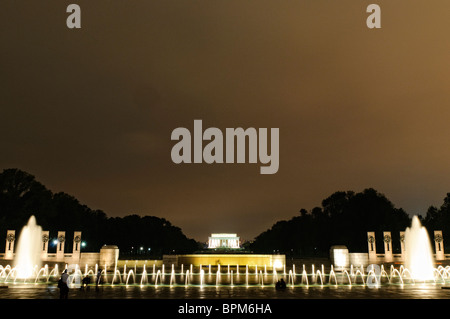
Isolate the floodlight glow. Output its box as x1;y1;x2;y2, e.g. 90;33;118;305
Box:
273;260;283;269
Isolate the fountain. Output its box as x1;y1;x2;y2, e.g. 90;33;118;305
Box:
404;215;435;281
1;215;450;299
13;216;43;279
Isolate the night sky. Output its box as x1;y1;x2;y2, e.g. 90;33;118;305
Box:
1;0;450;242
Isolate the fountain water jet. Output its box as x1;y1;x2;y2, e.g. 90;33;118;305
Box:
14;216;43;279
404;216;435;281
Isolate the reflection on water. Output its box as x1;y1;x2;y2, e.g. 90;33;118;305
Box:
0;284;450;299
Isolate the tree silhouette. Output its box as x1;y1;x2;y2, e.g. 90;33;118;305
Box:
423;193;450;253
250;188;411;256
0;168;199;256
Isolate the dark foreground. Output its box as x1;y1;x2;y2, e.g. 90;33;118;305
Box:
0;284;448;318
1;282;450;299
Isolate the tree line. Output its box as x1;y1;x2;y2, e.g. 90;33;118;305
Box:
249;188;450;256
0;169;199;257
1;168;449;258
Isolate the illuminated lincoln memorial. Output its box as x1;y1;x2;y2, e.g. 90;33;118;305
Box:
208;233;240;249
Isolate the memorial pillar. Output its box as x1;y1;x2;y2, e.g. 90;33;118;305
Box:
383;231;393;262
399;231;405;261
367;232;377;263
41;231;49;260
72;232;82;262
4;230;15;260
434;230;445;261
56;231;66;261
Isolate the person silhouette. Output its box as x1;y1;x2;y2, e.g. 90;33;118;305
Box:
279;278;286;289
59;269;69;299
81;275;91;290
276;278;286;290
96;269;102;291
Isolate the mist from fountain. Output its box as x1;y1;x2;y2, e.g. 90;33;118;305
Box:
13;216;43;279
404;215;435;281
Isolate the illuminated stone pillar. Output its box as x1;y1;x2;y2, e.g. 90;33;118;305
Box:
72;232;82;262
56;231;66;261
100;245;119;268
383;231;393;262
41;231;49;260
367;232;377;262
399;231;405;261
4;230;15;260
330;245;349;270
434;230;445;261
